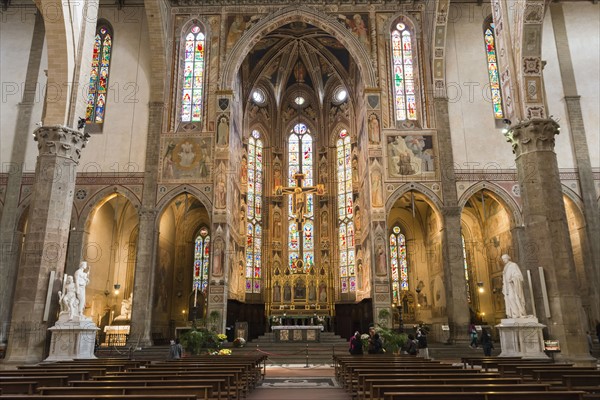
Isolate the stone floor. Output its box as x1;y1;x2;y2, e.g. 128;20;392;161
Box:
247;365;350;400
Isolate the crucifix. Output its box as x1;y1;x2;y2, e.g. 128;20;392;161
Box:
275;173;325;231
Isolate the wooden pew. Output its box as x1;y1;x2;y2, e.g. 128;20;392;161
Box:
0;395;197;400
497;362;572;375
515;366;596;379
15;366;107;378
37;385;212;399
382;391;585;400
0;370;92;381
72;378;228;400
372;383;552;399
101;372;240;399
360;377;523;400
461;356;522;369
0;381;37;395
0;376;68;390
479;358;551;372
562;375;600;392
531;369;600;383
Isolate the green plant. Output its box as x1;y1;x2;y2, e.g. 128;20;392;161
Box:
376;326;408;354
180;327;219;355
208;310;221;332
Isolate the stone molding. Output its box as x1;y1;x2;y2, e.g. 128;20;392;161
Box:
505;118;560;157
33;126;90;164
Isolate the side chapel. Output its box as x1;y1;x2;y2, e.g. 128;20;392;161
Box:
0;0;598;363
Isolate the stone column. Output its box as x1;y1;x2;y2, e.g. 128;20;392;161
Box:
434;98;470;343
0;11;45;346
505;119;593;363
550;3;600;324
127;102;164;347
4;126;89;363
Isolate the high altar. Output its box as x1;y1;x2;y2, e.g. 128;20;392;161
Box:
272;325;324;342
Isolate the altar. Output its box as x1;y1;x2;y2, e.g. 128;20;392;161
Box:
272;325;324;342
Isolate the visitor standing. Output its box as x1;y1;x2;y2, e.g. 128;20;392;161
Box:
480;328;493;356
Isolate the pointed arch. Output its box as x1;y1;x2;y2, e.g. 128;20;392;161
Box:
220;5;376;90
386;183;444;214
78;186;141;232
155;185;213;217
458;181;523;227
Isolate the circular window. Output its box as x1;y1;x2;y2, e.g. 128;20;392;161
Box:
332;86;348;105
396;22;405;31
252;89;266;105
294;96;305;106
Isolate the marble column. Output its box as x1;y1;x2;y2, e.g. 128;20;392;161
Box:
505;118;594;364
0;11;46;346
4;126;89;363
434;98;470;343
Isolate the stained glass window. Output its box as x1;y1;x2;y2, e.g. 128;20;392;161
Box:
288;123;314;274
181;25;205;123
337;130;355;293
391;22;417;121
245;130;263;293
86;25;112;124
484;23;504;119
389;225;408;304
193;227;210;292
462;235;472;304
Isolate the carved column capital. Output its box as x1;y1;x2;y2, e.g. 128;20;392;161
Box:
33;125;90;163
505;118;560;157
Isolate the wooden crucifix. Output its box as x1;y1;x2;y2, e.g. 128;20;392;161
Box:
275;173;325;231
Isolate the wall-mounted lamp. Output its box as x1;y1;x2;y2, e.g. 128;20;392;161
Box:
501;119;512;134
113;283;121;295
477;281;484;293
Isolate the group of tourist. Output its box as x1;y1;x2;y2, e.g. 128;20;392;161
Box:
468;323;494;356
349;326;429;356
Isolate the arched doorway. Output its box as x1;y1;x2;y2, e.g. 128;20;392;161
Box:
154;193;210;340
387;191;442;332
460;188;517;326
84;194;139;330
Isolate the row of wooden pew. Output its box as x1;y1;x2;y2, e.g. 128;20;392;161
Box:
333;354;600;400
0;354;267;399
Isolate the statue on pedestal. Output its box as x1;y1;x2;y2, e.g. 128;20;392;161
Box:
113;293;133;323
501;254;527;318
74;261;90;318
58;276;79;321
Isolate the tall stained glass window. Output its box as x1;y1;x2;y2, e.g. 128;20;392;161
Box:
181;25;205;123
391;22;417;121
245;130;263;293
193;227;210;292
389;225;408;304
86;25;112;124
337;129;355;293
462;235;472;304
288;123;314;274
484;22;504;119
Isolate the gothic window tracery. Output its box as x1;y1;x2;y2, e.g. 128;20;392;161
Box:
193;227;210;292
181;25;206;123
389;225;408;304
390;21;417;122
288;123;314;274
245;130;263;293
337;129;355;293
484;21;504;119
86;24;112;124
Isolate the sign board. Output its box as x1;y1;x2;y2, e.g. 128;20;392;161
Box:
475;325;482;331
441;325;450;331
544;340;560;352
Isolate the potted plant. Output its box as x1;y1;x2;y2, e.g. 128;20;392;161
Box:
376;326;408;354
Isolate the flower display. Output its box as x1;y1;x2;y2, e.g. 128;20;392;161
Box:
218;349;232;355
217;333;228;341
233;337;246;348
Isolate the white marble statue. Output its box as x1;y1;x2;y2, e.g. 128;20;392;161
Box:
114;293;133;322
501;254;527;318
74;261;90;318
58;275;79;320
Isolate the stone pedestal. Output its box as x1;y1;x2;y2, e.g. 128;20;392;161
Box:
496;317;548;359
46;318;99;361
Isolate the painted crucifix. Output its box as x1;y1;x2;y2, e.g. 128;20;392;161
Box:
275;173;325;231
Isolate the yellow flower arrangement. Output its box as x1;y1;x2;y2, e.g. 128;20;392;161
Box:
218;348;232;355
217;333;228;341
